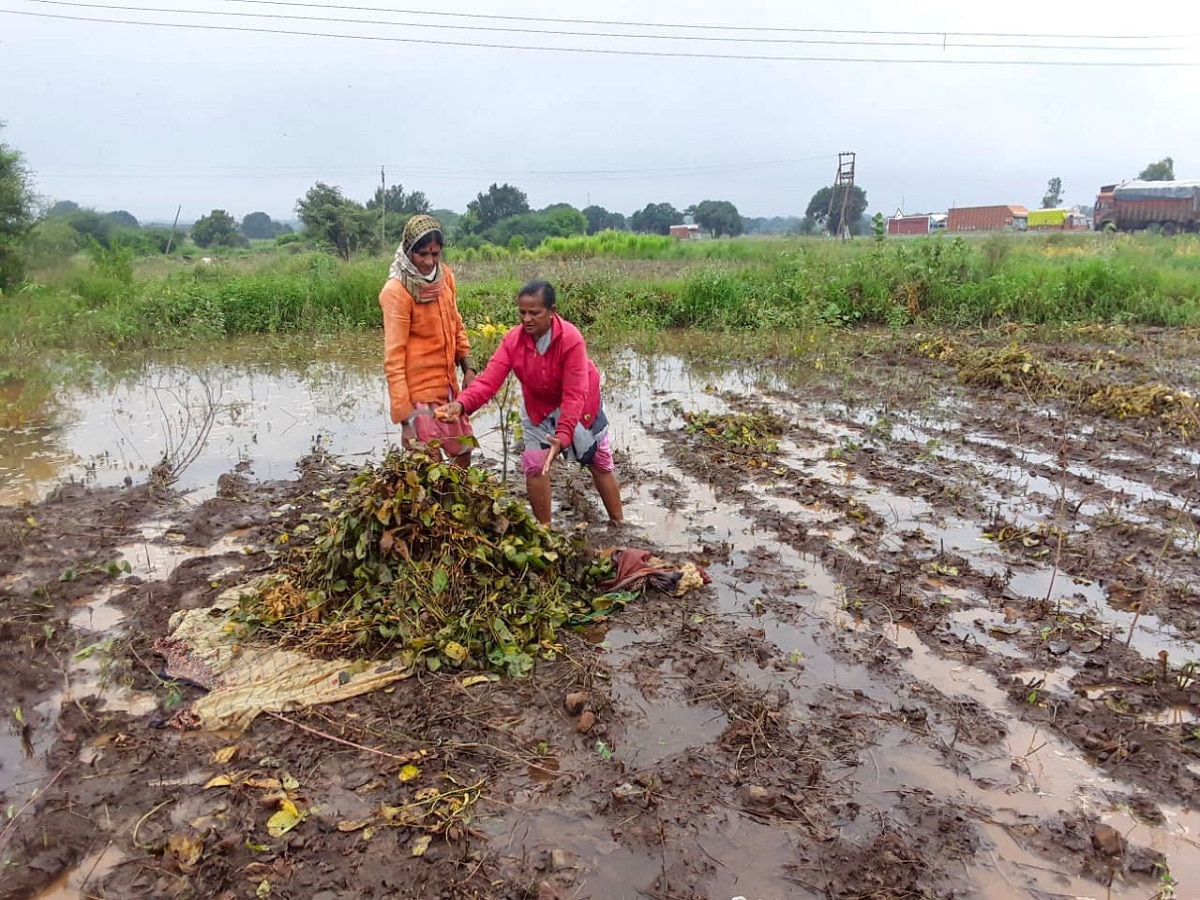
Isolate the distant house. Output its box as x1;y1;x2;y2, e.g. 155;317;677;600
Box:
887;212;946;236
947;205;1029;232
669;214;705;240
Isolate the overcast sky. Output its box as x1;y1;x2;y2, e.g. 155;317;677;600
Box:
2;0;1198;223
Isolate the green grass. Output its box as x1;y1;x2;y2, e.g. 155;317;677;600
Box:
4;232;1200;379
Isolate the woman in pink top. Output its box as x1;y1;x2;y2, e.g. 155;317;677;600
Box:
435;280;624;527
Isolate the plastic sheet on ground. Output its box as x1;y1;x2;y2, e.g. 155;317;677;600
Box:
153;584;414;733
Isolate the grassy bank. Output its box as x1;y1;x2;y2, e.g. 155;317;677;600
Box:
4;233;1200;369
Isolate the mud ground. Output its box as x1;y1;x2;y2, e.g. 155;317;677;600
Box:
1;326;1198;899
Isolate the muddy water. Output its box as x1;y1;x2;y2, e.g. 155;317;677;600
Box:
5;337;1199;897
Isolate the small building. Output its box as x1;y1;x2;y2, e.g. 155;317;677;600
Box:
669;214;705;240
887;212;945;235
668;223;703;240
947;205;1029;232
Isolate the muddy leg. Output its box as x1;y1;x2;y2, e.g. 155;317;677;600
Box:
589;466;624;524
526;473;552;525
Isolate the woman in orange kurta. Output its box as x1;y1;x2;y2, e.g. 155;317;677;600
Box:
379;214;476;466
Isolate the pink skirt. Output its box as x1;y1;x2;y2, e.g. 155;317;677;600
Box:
408;403;474;458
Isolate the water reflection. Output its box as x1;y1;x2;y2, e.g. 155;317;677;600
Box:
0;335;401;504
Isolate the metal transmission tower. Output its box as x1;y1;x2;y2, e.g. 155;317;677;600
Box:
826;151;857;240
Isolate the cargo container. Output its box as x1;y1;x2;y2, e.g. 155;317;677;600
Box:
1027;208;1090;231
1093;180;1200;234
947;205;1028;232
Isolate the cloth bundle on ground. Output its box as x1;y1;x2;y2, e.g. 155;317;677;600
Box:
152;584;413;733
598;548;711;596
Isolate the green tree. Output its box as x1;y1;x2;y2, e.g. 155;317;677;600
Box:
191;209;244;249
1138;157;1175;181
693;199;744;237
465;183;529;233
1;127;35;290
241;211;282;240
366;184;431;216
630;202;681;235
105;210;140;229
46;199;80;217
1042;177;1063;209
804;185;869;236
582;205;627;234
484;205;587;248
296;182;372;260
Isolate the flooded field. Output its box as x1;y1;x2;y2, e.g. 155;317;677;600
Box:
1;329;1198;899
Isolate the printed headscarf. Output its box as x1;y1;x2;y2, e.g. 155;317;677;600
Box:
388;214;445;302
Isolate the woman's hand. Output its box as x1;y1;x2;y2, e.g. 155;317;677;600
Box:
540;437;563;476
435;401;464;422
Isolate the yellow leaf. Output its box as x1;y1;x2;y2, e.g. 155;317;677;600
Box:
25;516;37;527
443;641;467;663
245;777;282;791
399;764;421;783
211;745;238;765
281;772;300;791
266;798;305;838
460;674;497;688
411;834;432;857
204;774;234;789
256;878;271;898
166;832;204;872
378;803;403;821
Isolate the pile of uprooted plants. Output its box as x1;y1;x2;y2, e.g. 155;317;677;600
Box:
235;448;616;676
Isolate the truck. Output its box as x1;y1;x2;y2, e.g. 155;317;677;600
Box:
1027;208;1090;231
1093;180;1200;234
947;205;1028;232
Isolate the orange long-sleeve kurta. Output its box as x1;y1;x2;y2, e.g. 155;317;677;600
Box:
379;267;471;424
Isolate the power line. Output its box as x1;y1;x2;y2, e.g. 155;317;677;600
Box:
4;7;1195;65
217;0;1186;42
34;154;839;181
16;0;1189;51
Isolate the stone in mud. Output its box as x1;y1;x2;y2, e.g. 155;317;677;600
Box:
612;782;642;803
744;785;777;809
549;848;575;872
1091;823;1125;857
564;692;588;715
576;710;596;733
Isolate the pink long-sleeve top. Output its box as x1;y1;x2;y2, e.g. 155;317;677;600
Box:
456;315;602;448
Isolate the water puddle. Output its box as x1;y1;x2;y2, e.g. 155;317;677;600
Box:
34;843;126;899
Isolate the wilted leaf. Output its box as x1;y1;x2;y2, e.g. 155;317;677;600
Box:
245;840;271;852
245;777;282;791
204;773;235;789
398;764;421;783
256;878;271;898
337;819;373;833
460;674;497;688
266;798;305;837
211;745;238;765
414;786;440;802
411;834;432;857
166;832;204;873
281;772;300;791
442;641;467;664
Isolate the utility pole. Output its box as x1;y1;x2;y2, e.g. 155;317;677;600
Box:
380;166;387;251
826;151;857;240
164;204;182;254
